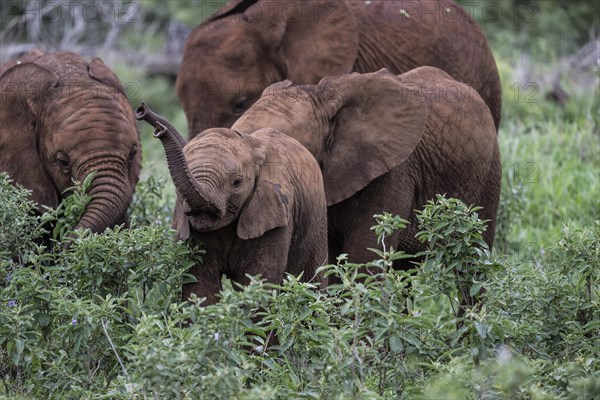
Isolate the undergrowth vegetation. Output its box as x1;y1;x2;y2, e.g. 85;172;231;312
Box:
1;1;599;398
1;172;598;399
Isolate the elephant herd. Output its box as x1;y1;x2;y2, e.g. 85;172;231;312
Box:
0;0;502;305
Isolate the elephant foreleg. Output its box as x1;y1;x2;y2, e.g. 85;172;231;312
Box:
182;261;222;306
114;211;129;228
327;166;419;279
232;231;291;287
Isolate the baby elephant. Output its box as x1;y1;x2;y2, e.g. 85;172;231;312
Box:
0;49;141;233
136;103;327;305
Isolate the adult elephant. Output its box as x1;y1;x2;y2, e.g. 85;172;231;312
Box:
177;0;501;139
0;49;142;233
232;67;501;270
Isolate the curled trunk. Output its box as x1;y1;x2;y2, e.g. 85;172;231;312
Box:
136;101;220;214
135;102;187;148
152;121;219;214
73;171;131;233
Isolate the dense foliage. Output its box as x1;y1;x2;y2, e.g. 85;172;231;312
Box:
1;172;598;398
1;1;599;398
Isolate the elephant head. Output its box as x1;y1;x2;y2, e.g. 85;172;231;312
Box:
0;50;142;233
136;103;291;240
232;68;439;206
176;0;358;137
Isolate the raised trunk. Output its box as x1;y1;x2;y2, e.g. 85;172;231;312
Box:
135;102;187;148
136;102;221;214
152;121;220;215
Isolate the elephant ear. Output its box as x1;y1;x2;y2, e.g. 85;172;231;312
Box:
172;198;191;240
237;131;292;240
0;62;61;211
211;0;359;83
319;69;429;206
276;0;359;83
208;0;258;21
88;57;124;92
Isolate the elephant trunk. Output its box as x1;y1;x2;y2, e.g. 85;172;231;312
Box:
135;102;187;148
152;121;221;215
73;167;132;233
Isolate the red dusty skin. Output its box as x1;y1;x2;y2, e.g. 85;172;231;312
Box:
136;104;219;214
135;102;187;148
73;165;131;233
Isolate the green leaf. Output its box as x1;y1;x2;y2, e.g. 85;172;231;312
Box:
34;313;52;327
469;282;483;297
389;335;404;353
475;322;489;338
13;339;25;364
404;333;422;349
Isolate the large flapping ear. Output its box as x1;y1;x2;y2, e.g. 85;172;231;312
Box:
172;198;191;240
88;57;124;92
210;0;358;84
0;60;61;211
276;0;359;83
318;69;429;206
208;0;259;21
237;130;292;240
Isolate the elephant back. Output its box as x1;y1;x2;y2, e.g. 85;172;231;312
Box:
348;0;501;130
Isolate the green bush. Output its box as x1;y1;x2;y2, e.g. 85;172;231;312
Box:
457;0;597;59
1;181;598;399
0;173;44;264
1;1;599;398
38;173;94;242
128;175;175;228
0;174;201;398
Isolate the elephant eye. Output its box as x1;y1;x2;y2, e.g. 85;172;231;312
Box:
231;176;243;189
56;153;70;174
128;144;137;165
232;96;248;114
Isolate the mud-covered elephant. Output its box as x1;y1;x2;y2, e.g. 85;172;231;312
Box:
136;103;327;305
0;49;142;233
177;0;501;138
232;67;501;272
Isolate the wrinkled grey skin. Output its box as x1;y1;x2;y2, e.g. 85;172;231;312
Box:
177;0;501;138
232;67;501;276
0;49;141;233
137;106;327;305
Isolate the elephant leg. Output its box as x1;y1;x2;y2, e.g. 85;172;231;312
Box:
478;148;502;249
393;209;426;271
234;258;287;287
114;211;129;228
451;148;501;317
231;229;291;287
300;231;328;287
229;231;292;351
327;221;344;266
182;253;223;306
328;168;419;279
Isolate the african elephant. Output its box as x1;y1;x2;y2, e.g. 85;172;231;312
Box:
0;49;142;233
136;103;327;305
232;67;501;272
177;0;501;139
